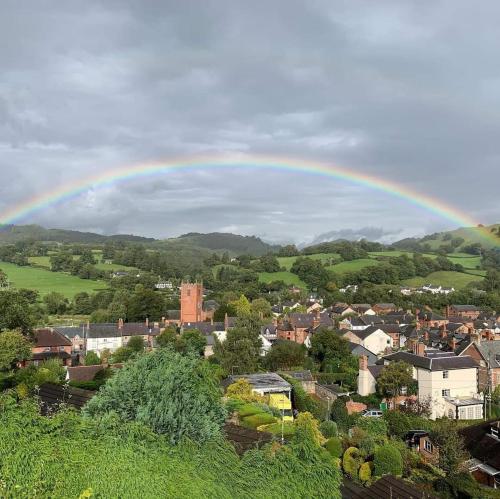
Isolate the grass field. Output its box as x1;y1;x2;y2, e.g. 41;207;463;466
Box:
401;271;483;290
277;253;341;270
258;271;307;288
446;255;482;269
0;261;108;298
28;255;138;272
327;258;380;274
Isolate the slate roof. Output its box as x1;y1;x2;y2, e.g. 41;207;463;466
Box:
54;326;83;339
475;341;500;368
37;383;95;413
34;329;72;347
350;325;391;341
32;351;71;361
450;305;481;312
223;372;291;392
367;365;384;378
460;419;500;470
383;351;478;371
280;370;314;382
67;365;105;382
183;321;225;334
78;323;161;339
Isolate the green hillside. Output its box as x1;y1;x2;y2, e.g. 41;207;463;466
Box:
258;271;307;288
0;261;108;298
277;252;341;271
327;258;379;274
402;271;483;290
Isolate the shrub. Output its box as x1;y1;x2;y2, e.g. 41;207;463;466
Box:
238;403;267;417
383;410;432;439
241;412;277;429
373;445;403;477
84;351;101;366
226;378;265;403
284;375;327;420
319;420;338;438
358;461;373;483
324;437;343;458
342;447;364;478
330;398;350;432
356;416;388;437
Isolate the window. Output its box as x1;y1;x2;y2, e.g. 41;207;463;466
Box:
459;407;466;420
424;440;433;453
442;389;450;397
467;406;474;419
442;370;449;379
475;406;482;419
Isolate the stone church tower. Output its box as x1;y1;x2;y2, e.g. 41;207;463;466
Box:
180;282;203;324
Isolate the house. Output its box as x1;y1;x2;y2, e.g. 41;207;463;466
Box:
66;364;106;383
459;340;500;392
347;341;378;366
417;310;449;329
330;303;355;316
447;305;482;320
223;373;292;399
460;419;500;488
28;329;73;366
54;325;86;353
343;325;393;355
382;349;482;420
372;303;398;314
352;304;376;315
277;311;333;345
339;284;358;293
155;280;173;290
421;284;455;295
357;355;384;396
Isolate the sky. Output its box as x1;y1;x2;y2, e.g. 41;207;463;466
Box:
1;0;499;245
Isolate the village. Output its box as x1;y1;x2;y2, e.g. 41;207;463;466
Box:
18;281;500;497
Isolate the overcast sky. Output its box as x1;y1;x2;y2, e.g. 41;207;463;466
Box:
1;1;499;244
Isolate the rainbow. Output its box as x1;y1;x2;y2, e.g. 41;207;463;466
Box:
0;154;497;246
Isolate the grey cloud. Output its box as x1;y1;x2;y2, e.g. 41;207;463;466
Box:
0;0;498;242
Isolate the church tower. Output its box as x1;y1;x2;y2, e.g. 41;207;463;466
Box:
180;282;203;323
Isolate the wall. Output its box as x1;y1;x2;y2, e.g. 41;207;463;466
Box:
363;330;392;355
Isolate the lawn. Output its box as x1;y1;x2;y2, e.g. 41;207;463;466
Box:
327;258;380;274
277;252;341;270
0;261;108;298
258;271;307;288
446;255;482;269
401;271;483;290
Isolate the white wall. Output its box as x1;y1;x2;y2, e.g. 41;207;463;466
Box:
86;336;122;355
363;330;392;355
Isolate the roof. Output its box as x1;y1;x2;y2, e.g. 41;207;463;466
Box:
367;365;384;378
54;326;82;339
374;303;397;309
223;423;273;455
451;305;481;312
347;341;377;358
383;351;478;371
31;351;71;361
280;370;314;382
81;323;161;339
341;475;437;499
460;419;500;470
475;341;500;368
224;372;291;392
37;383;95;413
67;365;105;382
183;321;225;335
350;325;391;341
34;329;72;347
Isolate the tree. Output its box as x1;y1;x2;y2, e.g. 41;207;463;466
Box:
264;340;307;371
250;298;272;318
319;421;338;438
43;292;69;315
0;291;35;334
80;249;96;265
373;445;403;476
85;349;227;444
430;419;468;475
181;329;206;356
214;317;262;375
226;378;264;403
324;437;343;458
84;351;101;366
330;398;350;432
127;336;145;353
342;447;364;478
292;412;323;461
0;331;32;371
156;327;178;349
230;295;251;317
111;346;135;363
0;269;8;288
358;462;373;484
377;361;413;402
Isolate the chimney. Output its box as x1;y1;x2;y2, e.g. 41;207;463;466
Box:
211;317;214;325
359;355;368;371
118;318;124;330
224;312;229;331
471;332;481;345
161;316;165;325
449;337;457;351
415;342;426;357
440;324;447;339
145;317;149;327
272;316;278;327
423;330;429;342
86;320;90;329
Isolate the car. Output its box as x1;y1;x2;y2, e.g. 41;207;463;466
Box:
361;409;383;418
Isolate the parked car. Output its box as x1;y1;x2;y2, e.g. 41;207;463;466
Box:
361;409;383;418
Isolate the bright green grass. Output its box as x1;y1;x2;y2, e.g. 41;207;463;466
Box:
28;255;138;272
327;258;380;274
258;271;307;288
401;271;483;290
446;255;482;269
368;251;409;257
0;261;108;298
277;253;341;271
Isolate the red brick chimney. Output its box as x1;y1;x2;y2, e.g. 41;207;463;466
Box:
415;342;426;357
145;317;149;327
359;355;368;371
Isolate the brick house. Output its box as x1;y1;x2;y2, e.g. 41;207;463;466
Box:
372;303;398;314
447;305;482;320
276;311;333;344
459;340;500;392
29;329;73;366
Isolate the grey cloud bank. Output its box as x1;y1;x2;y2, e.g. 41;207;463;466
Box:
0;0;499;243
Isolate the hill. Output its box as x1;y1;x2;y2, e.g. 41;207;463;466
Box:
393;223;500;252
0;224;155;244
162;232;279;256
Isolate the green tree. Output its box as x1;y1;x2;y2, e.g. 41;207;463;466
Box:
342;447;364;478
265;340;307;370
181;329;206;356
127;336;145;353
80;249;96;265
0;290;35;334
43;292;69;315
85;349;227;444
84;351;101;366
231;295;251;317
358;462;373;483
0;331;32;371
373;445;403;476
430;419;468;475
292;412;323;461
319;420;338;438
156;327;178;349
111;346;135;363
330;398;350;432
250;298;272;318
377;361;413;402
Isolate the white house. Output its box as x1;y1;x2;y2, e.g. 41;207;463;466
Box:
382;350;482;420
343;326;393;355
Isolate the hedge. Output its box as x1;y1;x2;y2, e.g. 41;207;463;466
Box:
241;413;277;429
373;445;403;477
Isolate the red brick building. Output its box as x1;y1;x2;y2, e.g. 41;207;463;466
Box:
28;329;73;366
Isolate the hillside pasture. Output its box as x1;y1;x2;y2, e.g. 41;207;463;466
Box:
401;271;483;290
0;261;108;298
327;258;380;274
277;252;341;270
28;255;138;272
258;271;307;289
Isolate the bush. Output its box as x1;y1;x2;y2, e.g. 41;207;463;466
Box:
383;410;432;439
324;437;343;458
241;412;277;429
358;461;373;483
356;417;388;437
330;398;350;432
284;375;327;420
373;445;403;477
238;403;268;417
319;420;338;438
342;447;364;478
